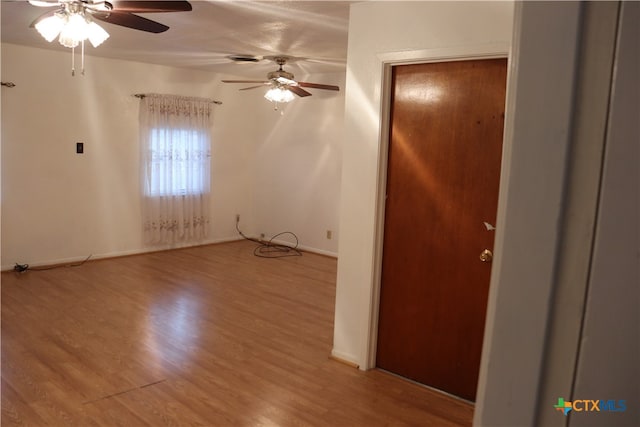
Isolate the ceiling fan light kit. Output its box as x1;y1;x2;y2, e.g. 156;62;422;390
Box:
36;11;109;48
264;86;295;104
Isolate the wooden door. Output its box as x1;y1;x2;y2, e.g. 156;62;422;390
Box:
376;58;507;401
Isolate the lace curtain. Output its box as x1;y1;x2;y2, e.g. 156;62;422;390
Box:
139;94;212;244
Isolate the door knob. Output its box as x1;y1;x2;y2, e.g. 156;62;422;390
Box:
480;249;493;262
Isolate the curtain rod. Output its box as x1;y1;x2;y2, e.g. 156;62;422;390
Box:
133;93;222;105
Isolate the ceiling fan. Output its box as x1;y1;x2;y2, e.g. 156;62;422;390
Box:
28;0;191;75
28;0;192;35
222;56;340;104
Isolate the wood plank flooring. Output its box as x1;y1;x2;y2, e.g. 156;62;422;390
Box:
1;240;473;426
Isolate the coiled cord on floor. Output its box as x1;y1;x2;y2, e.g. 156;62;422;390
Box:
235;220;302;258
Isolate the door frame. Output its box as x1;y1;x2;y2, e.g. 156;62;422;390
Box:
365;44;510;371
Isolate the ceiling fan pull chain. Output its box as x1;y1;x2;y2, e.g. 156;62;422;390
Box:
81;40;85;76
71;45;75;76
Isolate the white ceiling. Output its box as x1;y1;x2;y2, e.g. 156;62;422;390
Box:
1;0;352;78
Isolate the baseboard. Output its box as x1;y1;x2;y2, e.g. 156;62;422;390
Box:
330;349;361;369
299;245;338;259
329;354;360;369
266;238;338;258
1;236;244;272
1;236;338;272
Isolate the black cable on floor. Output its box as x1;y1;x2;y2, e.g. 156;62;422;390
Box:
236;220;302;258
14;254;92;273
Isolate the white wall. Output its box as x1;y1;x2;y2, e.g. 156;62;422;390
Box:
250;72;344;256
1;43;344;268
332;0;514;366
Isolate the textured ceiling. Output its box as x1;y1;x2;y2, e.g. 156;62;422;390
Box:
1;1;352;77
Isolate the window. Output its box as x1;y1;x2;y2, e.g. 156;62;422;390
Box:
139;94;213;243
146;127;210;197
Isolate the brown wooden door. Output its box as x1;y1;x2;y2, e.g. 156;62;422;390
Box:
376;58;507;401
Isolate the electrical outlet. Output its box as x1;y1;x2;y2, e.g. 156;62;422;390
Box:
326;230;332;239
235;214;240;223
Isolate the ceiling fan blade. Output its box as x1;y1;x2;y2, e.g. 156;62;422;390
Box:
109;1;192;13
29;9;56;28
298;82;340;91
239;85;269;91
222;80;270;84
288;86;312;98
28;1;59;7
92;11;169;33
29;0;60;7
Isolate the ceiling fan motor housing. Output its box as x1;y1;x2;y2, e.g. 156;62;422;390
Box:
267;69;294;81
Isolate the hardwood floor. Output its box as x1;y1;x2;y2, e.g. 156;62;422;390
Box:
1;240;473;426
